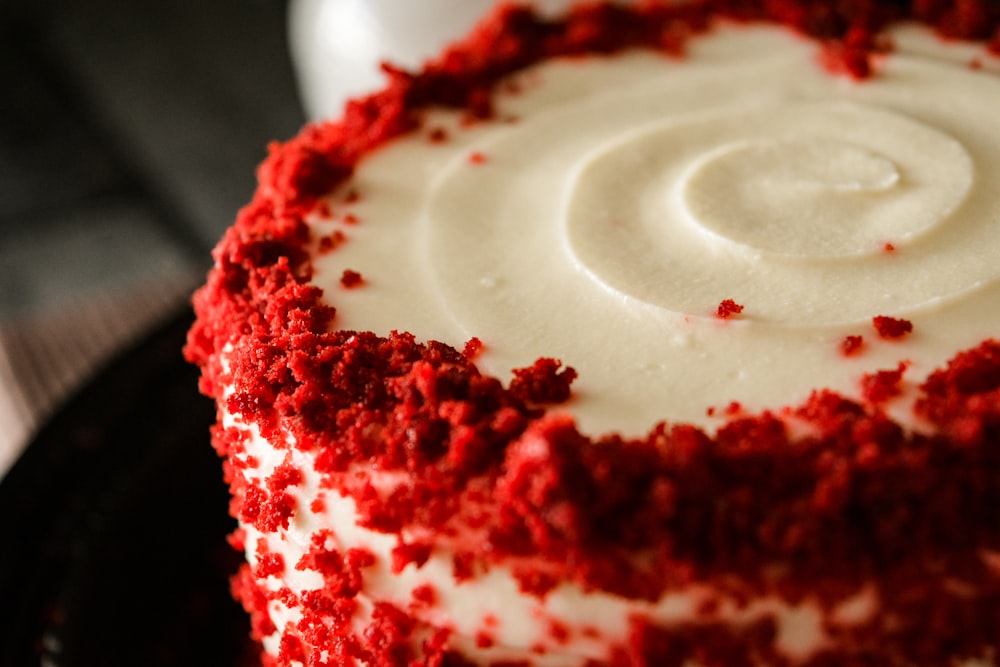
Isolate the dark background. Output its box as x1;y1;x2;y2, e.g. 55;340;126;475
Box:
0;0;306;318
0;0;310;451
0;4;309;662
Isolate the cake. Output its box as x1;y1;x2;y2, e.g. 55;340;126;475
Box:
185;2;1000;665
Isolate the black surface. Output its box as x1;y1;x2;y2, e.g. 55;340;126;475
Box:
0;312;255;667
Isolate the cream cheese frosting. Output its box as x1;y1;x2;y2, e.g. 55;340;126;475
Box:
308;23;1000;437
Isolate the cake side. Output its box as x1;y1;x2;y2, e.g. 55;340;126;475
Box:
186;2;1000;665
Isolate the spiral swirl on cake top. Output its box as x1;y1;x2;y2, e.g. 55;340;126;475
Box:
315;25;1000;434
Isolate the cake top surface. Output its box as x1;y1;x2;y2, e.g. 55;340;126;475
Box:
186;3;1000;663
305;19;1000;436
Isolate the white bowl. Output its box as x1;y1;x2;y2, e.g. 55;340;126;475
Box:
288;0;587;120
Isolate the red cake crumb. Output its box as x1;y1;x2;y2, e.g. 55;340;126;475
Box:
267;463;303;493
818;25;881;78
411;584;437;607
429;127;449;143
232;563;277;639
873;315;913;339
185;3;1000;666
861;361;909;404
509;357;577;404
340;269;364;288
296;533;375;599
463;336;484;359
468;151;488;164
390;541;433;574
916;338;1000;428
840;334;864;357
883;241;896;253
238;483;296;533
716;299;744;319
227;527;246;552
317;230;346;254
452;552;476;583
548;619;570;645
343;213;360;225
253;540;287;579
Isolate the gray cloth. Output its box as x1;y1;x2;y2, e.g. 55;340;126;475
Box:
0;0;305;475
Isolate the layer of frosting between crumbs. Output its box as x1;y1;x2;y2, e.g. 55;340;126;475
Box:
185;3;1000;666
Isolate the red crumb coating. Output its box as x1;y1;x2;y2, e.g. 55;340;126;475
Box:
411;584;437;607
716;299;744;319
840;334;864;357
509;358;577;404
237;482;296;533
463;337;484;360
391;541;434;574
185;2;1000;666
266;462;303;493
860;361;909;404
227;527;246;552
340;269;364;288
317;230;346;254
817;24;889;78
253;538;287;579
873;315;914;339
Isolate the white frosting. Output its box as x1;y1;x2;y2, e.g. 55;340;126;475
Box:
233;21;1000;666
311;24;1000;437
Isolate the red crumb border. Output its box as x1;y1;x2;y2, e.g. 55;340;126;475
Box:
185;2;1000;666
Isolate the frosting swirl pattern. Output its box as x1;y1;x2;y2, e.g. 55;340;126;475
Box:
314;24;1000;435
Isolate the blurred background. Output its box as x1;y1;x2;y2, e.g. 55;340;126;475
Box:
0;0;305;470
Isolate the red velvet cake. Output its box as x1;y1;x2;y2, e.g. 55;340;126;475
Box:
186;2;1000;665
